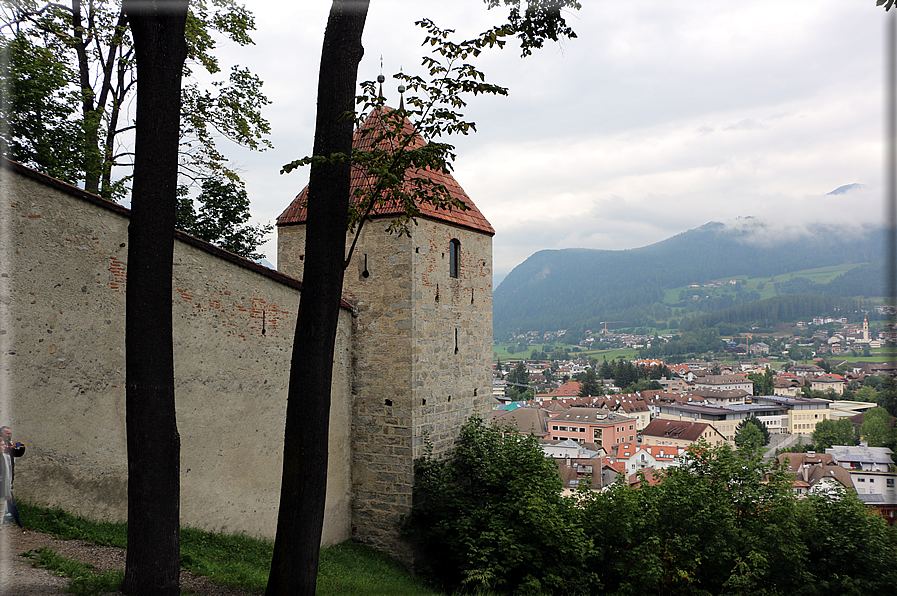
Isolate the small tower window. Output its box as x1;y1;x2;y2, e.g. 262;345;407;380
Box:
449;239;460;278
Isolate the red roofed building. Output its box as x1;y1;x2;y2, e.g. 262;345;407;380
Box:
547;407;637;450
276;103;495;553
538;381;582;400
612;442;685;474
640;418;727;448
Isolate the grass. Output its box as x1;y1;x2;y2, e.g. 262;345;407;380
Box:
23;548;124;596
493;344;639;362
660;263;871;305
17;501;443;595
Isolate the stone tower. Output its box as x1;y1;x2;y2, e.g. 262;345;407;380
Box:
276;105;494;555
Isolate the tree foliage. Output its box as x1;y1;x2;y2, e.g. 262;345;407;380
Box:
734;422;764;453
812;418;858;451
0;0;271;199
176;178;272;260
0;32;85;181
748;368;774;396
407;416;593;595
735;415;771;448
858;406;896;450
410;427;897;595
577;367;604;397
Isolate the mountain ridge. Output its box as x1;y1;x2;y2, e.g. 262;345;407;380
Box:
493;221;884;336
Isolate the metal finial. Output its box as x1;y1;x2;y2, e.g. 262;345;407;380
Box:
398;83;405;110
377;74;385;97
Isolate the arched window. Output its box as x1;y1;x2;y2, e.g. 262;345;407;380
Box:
449;239;460;278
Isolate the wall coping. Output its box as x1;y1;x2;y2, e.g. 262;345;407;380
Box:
1;156;354;310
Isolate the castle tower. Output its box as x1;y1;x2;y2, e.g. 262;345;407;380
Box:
276;104;494;556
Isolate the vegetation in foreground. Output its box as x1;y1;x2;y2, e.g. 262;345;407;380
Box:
16;501;439;596
24;547;124;596
407;416;897;596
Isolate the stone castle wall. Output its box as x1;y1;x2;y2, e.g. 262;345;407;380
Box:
0;162;353;546
279;216;493;557
409;219;493;457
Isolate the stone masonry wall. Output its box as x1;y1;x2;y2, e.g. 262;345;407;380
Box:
279;221;415;554
410;220;493;457
0;163;353;546
278;217;493;559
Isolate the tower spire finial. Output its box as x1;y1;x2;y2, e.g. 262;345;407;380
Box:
377;55;384;97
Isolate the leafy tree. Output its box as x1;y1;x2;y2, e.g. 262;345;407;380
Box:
577;368;604;397
266;3;582;593
859;406;895;449
734;422;764;453
507;361;528;386
0;32;85;182
410;427;897;595
623;378;661;393
812;418;857;450
506;386;534;401
878;377;897;417
407;416;592;594
1;0;271;199
735;416;771;447
748;368;775;396
120;0;188;593
863;375;884;390
797;486;897;593
176;178;272;260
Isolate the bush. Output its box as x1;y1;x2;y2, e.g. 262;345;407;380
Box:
406;416;594;594
408;424;897;595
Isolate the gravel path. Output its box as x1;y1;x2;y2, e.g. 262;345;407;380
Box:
0;524;262;595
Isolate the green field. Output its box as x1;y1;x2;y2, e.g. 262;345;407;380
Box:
493;343;638;362
831;347;896;363
662;262;870;305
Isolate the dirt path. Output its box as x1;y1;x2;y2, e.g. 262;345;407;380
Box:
0;525;261;595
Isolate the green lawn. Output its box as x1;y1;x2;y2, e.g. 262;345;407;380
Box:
832;347;896;363
16;501;441;596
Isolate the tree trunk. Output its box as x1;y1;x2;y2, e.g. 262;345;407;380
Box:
121;1;188;594
265;2;368;594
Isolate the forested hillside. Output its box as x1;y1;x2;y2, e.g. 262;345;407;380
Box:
493;221;884;336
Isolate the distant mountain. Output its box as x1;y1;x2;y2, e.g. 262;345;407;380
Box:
493;221;884;336
827;183;864;195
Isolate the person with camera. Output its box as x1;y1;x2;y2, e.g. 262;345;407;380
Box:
0;425;25;523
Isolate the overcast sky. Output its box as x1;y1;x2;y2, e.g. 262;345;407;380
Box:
205;1;888;286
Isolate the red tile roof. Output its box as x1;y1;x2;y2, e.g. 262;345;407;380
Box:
277;106;494;236
641;419;712;442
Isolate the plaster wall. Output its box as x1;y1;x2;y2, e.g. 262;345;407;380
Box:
0;164;352;546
